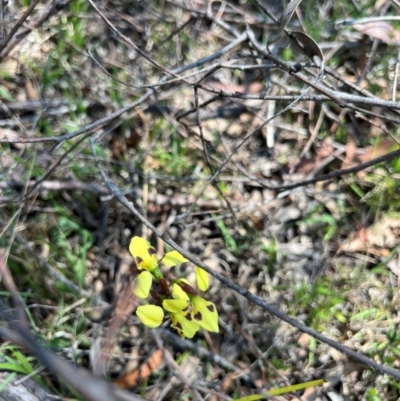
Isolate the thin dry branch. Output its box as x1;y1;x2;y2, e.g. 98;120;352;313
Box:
177;82;315;221
0;33;248;146
0;0;72;61
87;0;179;79
196;87;400;111
0;0;41;54
0;180;110;196
259;147;400;192
159;328;241;373
152;331;204;401
0;250;29;327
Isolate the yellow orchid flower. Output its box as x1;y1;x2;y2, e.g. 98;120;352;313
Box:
162;284;189;312
132;271;153;299
128;236;219;338
162;284;199;338
167;280;219;336
129;236;158;271
195;266;209;291
191;296;219;333
136;305;164;328
129;236;163;280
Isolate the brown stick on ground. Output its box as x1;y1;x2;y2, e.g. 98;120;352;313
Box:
91;262;140;377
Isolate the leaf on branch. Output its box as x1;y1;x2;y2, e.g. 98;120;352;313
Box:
287;30;324;68
267;0;304;46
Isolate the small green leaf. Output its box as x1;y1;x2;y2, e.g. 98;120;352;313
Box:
0;86;13;101
0;363;30;374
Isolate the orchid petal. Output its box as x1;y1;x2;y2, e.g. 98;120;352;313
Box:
162;251;188;267
129;236;158;271
191;296;219;333
136;305;164;328
163;298;189;313
171;283;189;301
171;311;200;338
132;271;152;299
195;267;209;291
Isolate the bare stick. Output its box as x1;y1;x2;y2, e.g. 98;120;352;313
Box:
0;0;73;61
177;79;314;221
195;87;400;111
151;331;204;401
0;31;247;146
0;250;29;327
259;147;400;192
0;0;41;54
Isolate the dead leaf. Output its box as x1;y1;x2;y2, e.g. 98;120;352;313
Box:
25;80;39;100
288;30;324;67
113;349;164;389
339;215;400;255
357;139;397;163
343;141;358;168
301;386;319;401
298;333;311;347
354;22;400;45
294;137;334;175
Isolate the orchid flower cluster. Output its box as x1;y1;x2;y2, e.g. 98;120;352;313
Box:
129;236;219;338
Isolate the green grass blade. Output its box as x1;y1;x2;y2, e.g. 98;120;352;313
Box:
0;372;17;392
234;379;325;400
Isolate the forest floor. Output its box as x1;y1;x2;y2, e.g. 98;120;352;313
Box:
1;0;400;400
